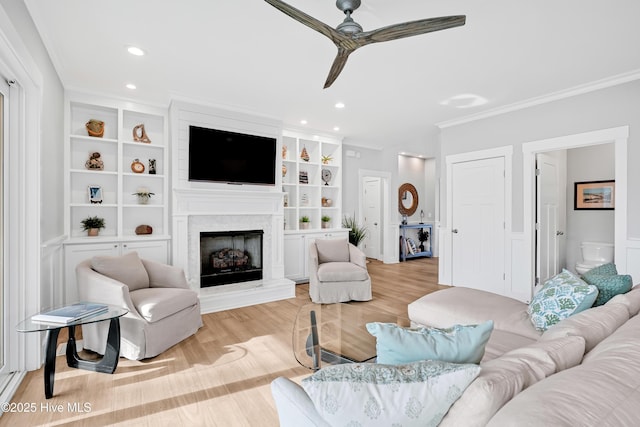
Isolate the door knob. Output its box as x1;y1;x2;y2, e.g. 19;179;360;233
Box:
452;229;458;234
374;222;378;226
556;231;564;236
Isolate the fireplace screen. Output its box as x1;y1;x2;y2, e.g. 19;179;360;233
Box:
200;230;263;287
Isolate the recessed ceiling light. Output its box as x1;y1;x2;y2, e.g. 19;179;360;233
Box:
126;83;137;90
333;126;340;131
440;93;488;109
300;119;307;125
335;102;345;109
127;46;145;56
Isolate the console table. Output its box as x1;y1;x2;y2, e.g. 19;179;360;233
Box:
399;223;432;261
16;304;127;398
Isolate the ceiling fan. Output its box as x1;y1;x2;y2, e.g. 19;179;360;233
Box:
264;0;466;88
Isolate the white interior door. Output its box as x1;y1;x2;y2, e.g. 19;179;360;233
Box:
451;157;505;294
536;152;565;285
362;177;381;259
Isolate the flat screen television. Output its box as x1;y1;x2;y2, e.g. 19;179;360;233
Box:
189;125;277;185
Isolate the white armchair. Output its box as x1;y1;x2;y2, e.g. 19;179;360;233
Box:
308;239;372;303
76;251;202;360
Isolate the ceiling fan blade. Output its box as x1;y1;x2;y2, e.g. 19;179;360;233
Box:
264;0;346;45
355;15;466;46
324;48;353;88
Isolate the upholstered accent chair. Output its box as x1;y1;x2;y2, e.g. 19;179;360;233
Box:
308;239;372;303
76;251;202;360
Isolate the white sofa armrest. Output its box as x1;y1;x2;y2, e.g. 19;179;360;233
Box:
271;377;329;427
141;258;190;289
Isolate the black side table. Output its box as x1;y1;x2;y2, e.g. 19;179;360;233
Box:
16;304;128;399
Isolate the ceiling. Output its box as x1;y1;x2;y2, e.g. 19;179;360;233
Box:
23;0;640;151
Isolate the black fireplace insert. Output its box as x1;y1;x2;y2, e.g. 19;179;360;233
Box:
200;230;263;287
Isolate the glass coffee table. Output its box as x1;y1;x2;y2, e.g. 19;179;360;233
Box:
293;303;410;370
16;304;128;398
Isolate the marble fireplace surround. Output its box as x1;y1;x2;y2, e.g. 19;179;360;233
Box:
172;188;295;314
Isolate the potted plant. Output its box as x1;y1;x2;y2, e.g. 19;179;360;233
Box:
417;228;430;252
81;216;105;236
321;215;331;229
342;214;368;247
132;187;155;204
321;154;333;165
300;216;310;230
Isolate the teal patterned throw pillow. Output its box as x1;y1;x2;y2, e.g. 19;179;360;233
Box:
302;360;480;427
581;263;632;306
582;262;618;277
527;269;599;331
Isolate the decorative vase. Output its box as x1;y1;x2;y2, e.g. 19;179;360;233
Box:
322;221;330;229
137;194;150;204
300;222;310;230
132;123;151;143
87;228;99;237
85;119;104;138
300;146;309;162
282;145;287;160
282;164;287;177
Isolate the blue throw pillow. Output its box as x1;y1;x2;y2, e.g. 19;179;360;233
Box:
366;320;493;365
527;269;599;331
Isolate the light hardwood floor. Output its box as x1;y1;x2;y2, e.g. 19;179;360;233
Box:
4;258;445;426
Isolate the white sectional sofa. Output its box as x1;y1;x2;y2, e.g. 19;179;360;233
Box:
272;285;640;426
407;285;640;426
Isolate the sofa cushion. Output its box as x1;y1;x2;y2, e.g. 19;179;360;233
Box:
129;287;198;323
408;287;540;340
366;320;493;365
540;302;629;353
91;251;149;291
440;336;585;427
606;285;640;317
315;239;350;264
302;360;480;427
527;269;598;331
582;273;632;306
316;262;368;282
481;330;538;362
488;315;640;427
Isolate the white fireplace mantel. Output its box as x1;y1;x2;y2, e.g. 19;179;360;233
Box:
169;101;294;314
173;187;284;216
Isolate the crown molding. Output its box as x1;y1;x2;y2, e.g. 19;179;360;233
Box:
436;69;640;129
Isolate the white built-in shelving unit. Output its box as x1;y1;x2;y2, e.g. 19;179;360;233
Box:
63;92;169;302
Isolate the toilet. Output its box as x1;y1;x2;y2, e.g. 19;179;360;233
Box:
575;241;614;275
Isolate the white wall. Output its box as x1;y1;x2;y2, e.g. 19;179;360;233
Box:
3;0;65;242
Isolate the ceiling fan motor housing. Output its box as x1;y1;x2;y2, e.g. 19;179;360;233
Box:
336;0;361;13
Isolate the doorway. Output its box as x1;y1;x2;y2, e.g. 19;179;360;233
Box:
524;126;628;296
450;156;506;294
362;176;382;259
358;170;390;262
0;76;8;391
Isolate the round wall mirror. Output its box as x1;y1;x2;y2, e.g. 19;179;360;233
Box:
398;183;419;216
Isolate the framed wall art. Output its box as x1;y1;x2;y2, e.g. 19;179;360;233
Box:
88;185;103;204
574;180;615;210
